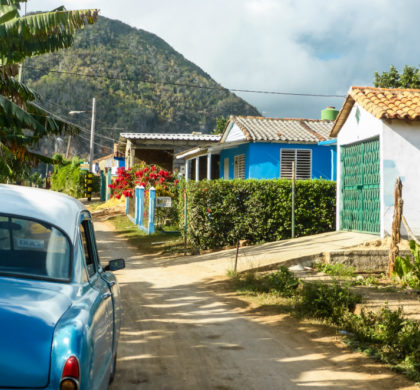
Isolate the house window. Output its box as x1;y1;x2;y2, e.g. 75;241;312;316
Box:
234;154;245;179
224;158;229;179
280;149;311;179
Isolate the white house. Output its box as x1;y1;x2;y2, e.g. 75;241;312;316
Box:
331;86;420;237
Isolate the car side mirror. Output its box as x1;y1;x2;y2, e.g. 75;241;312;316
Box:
104;258;125;272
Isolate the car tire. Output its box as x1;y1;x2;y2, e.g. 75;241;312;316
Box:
109;353;117;384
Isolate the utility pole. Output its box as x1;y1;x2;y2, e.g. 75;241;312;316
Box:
89;97;96;172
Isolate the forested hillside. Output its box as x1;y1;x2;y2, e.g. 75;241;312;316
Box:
23;16;259;155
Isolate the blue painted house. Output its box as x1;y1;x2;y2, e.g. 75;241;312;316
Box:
177;116;336;181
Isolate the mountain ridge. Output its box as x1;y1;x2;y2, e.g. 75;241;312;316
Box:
23;15;260;155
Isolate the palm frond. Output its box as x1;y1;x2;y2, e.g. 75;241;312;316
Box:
0;72;38;104
0;8;98;65
0;94;46;134
0;4;18;24
0;1;24;9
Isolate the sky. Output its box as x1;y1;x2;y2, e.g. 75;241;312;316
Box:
26;0;420;119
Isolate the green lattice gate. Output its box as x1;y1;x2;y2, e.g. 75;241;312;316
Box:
340;138;380;233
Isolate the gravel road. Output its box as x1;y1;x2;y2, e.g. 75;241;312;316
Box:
95;221;417;390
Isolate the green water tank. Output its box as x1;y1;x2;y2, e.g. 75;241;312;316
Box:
321;106;339;121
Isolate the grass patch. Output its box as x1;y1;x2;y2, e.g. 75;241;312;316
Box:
108;215;186;256
228;268;420;383
314;262;355;277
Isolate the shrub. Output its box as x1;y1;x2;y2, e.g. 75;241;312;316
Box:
344;307;420;380
394;240;420;288
263;267;300;297
297;281;362;325
51;157;100;198
180;179;336;250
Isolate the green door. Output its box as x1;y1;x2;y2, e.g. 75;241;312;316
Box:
340;138;380;233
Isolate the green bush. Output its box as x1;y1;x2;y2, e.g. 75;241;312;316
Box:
394;240;420;288
232;266;300;297
297;281;362;324
263;267;300;297
344;307;420;380
51;157;99;198
180;179;336;250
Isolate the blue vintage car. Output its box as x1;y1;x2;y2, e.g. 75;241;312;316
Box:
0;184;125;390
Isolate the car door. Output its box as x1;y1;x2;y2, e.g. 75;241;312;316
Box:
79;218;114;389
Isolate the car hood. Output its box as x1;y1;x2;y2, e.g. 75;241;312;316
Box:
0;277;72;388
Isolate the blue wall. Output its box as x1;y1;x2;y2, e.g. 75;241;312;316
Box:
219;142;335;180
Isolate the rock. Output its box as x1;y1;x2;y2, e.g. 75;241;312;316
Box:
289;264;305;271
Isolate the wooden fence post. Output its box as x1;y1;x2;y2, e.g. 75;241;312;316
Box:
388;177;403;277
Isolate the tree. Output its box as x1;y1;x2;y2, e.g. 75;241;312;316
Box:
212;115;229;135
0;0;98;182
374;65;420;89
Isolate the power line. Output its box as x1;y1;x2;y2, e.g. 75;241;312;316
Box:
25;65;346;98
35;101;118;143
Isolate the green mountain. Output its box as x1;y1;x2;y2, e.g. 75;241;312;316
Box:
23;16;260;154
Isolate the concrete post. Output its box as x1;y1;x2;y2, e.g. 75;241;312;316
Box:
185;160;190;183
106;170;112;201
148;187;156;234
195;157;199;182
207;153;212;180
135;186;141;225
139;186;145;228
100;170;106;201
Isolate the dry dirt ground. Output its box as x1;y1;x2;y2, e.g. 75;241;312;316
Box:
95;221;418;390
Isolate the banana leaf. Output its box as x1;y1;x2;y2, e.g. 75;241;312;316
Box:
0;8;98;65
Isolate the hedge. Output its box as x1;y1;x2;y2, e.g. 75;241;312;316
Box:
51;158;100;198
179;179;336;250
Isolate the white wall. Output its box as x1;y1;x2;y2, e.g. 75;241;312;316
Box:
337;103;420;238
382;121;420;236
225;123;247;143
336;104;383;234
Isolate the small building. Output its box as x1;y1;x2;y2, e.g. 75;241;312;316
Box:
331;86;420;237
92;144;125;175
117;132;221;173
177;115;336;182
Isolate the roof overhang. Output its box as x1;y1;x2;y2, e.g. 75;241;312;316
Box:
330;92;355;137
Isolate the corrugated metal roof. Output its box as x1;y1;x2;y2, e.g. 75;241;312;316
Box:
120;133;221;142
229;116;334;143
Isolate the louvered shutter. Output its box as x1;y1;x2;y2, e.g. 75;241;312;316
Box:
280;149;311;179
234;154;245;179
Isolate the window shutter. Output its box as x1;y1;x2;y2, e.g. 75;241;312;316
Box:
296;150;311;179
280;150;295;179
280;149;311;179
234;154;245;179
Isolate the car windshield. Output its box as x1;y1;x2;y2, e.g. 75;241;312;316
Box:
0;214;71;281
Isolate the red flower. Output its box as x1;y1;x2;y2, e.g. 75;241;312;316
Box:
115;194;121;199
159;177;165;183
140;182;146;187
151;165;157;171
174;179;179;185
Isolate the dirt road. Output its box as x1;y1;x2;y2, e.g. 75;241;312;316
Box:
96;221;417;390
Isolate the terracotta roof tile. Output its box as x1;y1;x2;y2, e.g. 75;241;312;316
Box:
331;86;420;137
350;86;420;120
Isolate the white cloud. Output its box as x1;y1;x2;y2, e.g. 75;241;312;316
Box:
26;0;420;118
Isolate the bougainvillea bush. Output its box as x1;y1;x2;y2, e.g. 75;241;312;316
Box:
108;162;179;199
179;179;336;250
